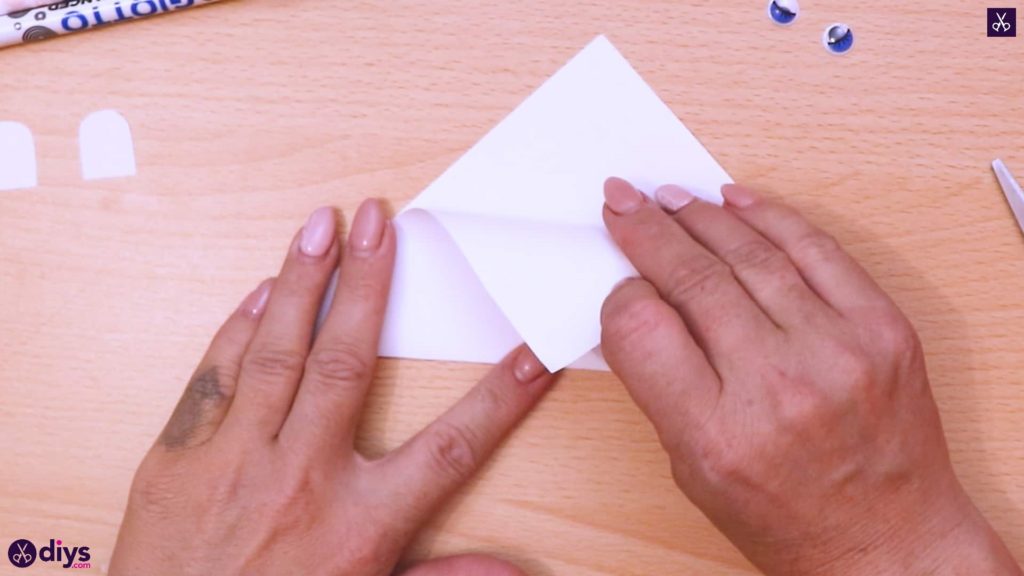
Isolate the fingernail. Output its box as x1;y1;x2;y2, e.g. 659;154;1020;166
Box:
239;279;273;317
513;346;548;384
300;207;337;257
721;184;759;208
604;177;645;215
349;199;386;256
655;184;696;213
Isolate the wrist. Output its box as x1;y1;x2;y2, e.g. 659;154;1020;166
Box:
762;476;1022;576
824;497;1019;576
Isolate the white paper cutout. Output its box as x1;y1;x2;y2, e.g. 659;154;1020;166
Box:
0;121;38;191
361;35;730;371
79;109;137;180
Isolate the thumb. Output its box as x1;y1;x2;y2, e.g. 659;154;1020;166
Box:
398;554;526;576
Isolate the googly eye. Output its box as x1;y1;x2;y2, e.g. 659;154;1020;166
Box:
823;23;854;54
767;0;800;25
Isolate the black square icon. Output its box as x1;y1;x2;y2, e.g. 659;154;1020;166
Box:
989;8;1016;37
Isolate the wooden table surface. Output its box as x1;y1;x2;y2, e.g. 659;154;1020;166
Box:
2;1;1023;574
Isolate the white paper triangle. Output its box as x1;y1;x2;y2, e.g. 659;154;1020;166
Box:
372;35;733;371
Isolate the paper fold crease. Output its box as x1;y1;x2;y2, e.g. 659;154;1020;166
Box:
366;35;731;371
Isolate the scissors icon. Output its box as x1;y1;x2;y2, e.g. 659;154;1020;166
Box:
993;11;1011;32
11;542;34;565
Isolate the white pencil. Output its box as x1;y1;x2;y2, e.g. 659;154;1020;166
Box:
1;0;223;50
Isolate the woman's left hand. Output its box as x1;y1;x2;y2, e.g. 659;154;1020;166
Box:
109;200;558;576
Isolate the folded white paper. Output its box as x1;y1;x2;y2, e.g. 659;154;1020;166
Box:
372;35;732;371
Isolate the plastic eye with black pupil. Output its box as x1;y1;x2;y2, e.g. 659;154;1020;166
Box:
824;23;854;54
768;0;800;25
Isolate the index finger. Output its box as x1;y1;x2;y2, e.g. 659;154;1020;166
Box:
602;177;778;367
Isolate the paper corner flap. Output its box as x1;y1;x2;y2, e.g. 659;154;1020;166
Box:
389;34;732;374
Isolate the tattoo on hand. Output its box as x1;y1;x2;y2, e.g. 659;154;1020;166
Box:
159;367;226;450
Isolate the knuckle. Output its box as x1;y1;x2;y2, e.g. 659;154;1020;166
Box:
872;313;921;358
306;344;373;391
243;347;306;381
802;341;876;407
761;358;854;429
722;240;788;277
775;386;832;431
760;363;821;423
793;231;842;265
602;295;667;345
272;466;325;519
861;313;924;386
423;422;481;482
817;334;870;374
664;256;733;308
693;436;746;486
206;456;249;508
836;348;876;392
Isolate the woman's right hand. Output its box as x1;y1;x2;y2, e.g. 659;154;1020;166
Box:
599;178;1022;575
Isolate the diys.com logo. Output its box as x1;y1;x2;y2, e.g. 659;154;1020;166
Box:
7;539;91;570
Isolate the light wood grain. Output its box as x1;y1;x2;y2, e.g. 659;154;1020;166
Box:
1;1;1023;574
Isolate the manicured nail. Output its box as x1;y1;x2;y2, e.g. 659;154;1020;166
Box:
513;346;548;384
239;279;273;317
721;184;759;208
300;206;337;257
655;184;696;213
349;199;386;255
604;177;645;215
